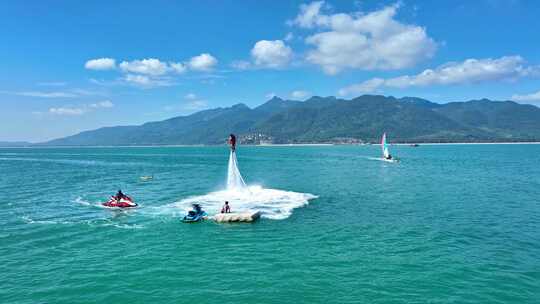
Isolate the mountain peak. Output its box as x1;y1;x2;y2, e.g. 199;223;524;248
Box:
255;96;301;113
268;96;284;102
231;103;250;110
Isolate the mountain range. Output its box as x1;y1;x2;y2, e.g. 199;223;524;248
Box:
42;95;540;145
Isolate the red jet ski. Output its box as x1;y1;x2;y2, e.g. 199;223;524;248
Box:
102;196;138;208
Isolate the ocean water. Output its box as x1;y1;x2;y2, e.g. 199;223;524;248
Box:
1;145;539;303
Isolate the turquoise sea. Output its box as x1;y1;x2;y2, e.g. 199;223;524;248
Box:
1;145;539;303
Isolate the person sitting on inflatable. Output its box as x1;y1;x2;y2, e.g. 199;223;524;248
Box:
221;201;231;213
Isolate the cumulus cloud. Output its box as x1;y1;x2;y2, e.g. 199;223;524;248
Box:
339;56;538;96
512;90;540;102
290;90;311;99
85;53;218;88
85;58;116;70
251;40;293;68
188;53;218;71
291;1;326;28
119;58;169;76
170;62;187;74
291;2;436;74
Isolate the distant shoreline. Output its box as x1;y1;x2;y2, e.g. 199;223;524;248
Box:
394;142;540;145
2;142;540;148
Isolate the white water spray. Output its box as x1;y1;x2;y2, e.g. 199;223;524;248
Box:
227;151;247;190
163;149;318;220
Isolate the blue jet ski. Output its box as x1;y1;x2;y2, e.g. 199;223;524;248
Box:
182;204;208;223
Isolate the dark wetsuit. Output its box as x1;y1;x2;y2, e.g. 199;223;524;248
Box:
221;203;231;213
116;191;125;200
229;135;236;152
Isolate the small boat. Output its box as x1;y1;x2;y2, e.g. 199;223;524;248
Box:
102;196;138;208
381;133;398;162
182;204;208;223
140;175;153;181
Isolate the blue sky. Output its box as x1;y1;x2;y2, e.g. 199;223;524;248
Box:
1;0;539;142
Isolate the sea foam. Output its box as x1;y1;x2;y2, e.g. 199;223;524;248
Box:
170;185;317;220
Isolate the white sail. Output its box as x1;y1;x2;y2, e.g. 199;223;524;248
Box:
381;133;390;158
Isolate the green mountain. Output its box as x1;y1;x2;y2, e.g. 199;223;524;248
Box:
42;95;540;145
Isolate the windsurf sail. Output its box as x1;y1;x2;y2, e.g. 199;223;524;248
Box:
381;133;390;159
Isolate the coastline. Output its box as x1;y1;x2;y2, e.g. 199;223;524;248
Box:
2;142;540;148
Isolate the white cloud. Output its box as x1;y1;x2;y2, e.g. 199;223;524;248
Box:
338;78;385;95
251;40;293;68
339;56;538;96
184;93;197;100
89;100;114;108
170;62;187;74
85;58;116;70
9;91;78;98
86;54;218;89
1;88;105;98
119;58;168;76
292;2;436;74
512;90;540;102
46;100;114;116
291;1;326;28
123;74;173;88
49;107;86;116
188;53;218;71
18;92;77;98
290;90;311;99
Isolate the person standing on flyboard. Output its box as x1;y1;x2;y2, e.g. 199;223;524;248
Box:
228;134;236;152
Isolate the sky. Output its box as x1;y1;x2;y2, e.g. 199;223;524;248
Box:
1;0;539;142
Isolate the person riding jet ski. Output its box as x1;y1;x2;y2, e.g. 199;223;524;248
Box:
182;204;207;223
228;134;236;152
115;190;126;200
102;190;137;208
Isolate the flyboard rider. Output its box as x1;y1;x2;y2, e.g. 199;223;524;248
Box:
228;134;236;152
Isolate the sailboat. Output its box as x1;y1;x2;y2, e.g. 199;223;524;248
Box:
381;133;398;162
